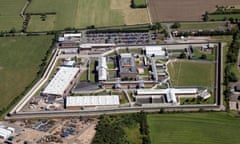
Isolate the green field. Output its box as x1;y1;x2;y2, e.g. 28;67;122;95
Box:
0;0;26;31
26;0;124;31
179;22;225;30
27;15;56;32
133;0;146;6
124;124;142;144
148;112;240;144
168;61;214;87
209;14;240;21
0;36;53;110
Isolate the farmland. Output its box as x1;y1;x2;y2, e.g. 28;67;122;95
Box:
0;0;26;31
25;0;149;31
27;15;56;32
208;14;240;21
0;36;53;110
148;112;240;144
167;61;215;87
148;0;240;22
176;22;226;30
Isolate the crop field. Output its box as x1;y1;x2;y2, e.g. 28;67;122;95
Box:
26;0;149;31
148;0;240;22
0;36;53;110
0;0;26;31
209;14;240;21
178;22;226;30
167;61;215;87
148;112;240;144
27;15;56;32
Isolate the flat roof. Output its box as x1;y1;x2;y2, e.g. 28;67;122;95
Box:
80;43;115;49
66;95;120;107
97;57;108;81
42;67;79;96
64;33;81;38
145;46;165;56
137;88;198;103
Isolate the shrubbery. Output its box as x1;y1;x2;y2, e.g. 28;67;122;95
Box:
92;112;151;144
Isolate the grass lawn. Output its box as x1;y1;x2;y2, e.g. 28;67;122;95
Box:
124;124;142;144
27;15;56;32
180;94;215;105
209;14;240;21
0;0;26;31
148;112;240;144
167;61;215;87
0;35;53;110
179;22;225;30
193;48;215;61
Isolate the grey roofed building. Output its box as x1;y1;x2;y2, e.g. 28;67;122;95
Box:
118;53;137;79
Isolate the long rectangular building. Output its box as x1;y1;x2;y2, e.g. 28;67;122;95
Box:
97;57;108;81
136;88;198;104
66;95;119;109
42;67;80;96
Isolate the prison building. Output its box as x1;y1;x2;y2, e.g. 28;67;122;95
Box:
136;88;198;104
97;57;108;81
119;53;137;80
66;95;120;110
0;127;11;139
79;43;116;52
42;67;80;97
145;46;167;58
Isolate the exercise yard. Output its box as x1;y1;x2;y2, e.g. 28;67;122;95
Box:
0;35;53;111
167;60;215;87
148;112;240;144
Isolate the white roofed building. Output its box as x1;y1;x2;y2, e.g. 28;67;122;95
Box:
136;88;198;104
64;33;81;38
42;67;80;96
145;46;167;58
97;57;108;81
0;127;11;139
66;95;120;109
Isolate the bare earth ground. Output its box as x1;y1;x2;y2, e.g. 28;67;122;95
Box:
111;0;150;25
149;0;240;22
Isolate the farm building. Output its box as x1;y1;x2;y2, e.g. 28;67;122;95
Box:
145;46;167;58
66;95;120;109
97;57;108;81
136;88;198;104
119;53;137;80
42;67;80;96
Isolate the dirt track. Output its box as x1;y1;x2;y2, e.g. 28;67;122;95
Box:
149;0;240;22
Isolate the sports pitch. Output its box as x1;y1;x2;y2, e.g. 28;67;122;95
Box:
0;35;53;110
167;61;215;87
148;112;240;144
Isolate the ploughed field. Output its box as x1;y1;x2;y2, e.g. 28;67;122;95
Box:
148;0;240;22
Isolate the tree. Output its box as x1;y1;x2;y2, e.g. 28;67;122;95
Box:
203;11;209;21
178;52;186;59
200;54;207;59
171;22;181;29
156;22;162;33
